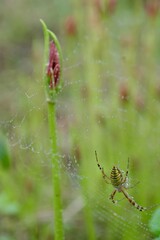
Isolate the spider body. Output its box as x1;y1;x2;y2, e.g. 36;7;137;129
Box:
110;166;123;189
95;151;146;211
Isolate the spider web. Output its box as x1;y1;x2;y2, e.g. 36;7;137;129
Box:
1;7;160;240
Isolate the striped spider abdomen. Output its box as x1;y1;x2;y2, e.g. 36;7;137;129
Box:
110;166;123;188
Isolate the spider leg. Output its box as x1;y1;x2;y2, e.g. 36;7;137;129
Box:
101;167;111;183
122;158;129;184
95;151;110;184
121;188;146;211
109;190;117;204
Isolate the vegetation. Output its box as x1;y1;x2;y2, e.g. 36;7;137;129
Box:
1;0;160;239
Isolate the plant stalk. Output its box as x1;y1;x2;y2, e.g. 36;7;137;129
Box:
40;19;64;239
47;101;64;240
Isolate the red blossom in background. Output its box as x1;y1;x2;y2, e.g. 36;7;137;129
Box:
119;82;129;104
47;41;60;89
145;0;160;18
107;0;117;14
94;0;117;16
65;16;77;36
94;0;103;15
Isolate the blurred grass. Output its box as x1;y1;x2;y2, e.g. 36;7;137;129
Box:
1;0;160;239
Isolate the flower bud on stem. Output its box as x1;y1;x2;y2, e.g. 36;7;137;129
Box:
40;19;64;240
41;20;63;103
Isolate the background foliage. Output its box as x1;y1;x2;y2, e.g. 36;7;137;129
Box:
1;0;160;239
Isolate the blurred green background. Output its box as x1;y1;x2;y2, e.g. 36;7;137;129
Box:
1;0;160;239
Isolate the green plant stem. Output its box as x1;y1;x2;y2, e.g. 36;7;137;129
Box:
47;101;64;240
40;19;64;239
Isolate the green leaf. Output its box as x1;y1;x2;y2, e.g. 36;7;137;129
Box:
0;134;11;170
0;193;20;215
0;235;16;240
149;208;160;237
40;19;49;73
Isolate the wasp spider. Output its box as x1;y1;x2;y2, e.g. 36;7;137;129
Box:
95;151;146;211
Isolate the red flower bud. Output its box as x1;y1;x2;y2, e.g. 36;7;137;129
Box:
145;1;160;18
65;16;77;36
119;83;129;104
47;41;60;89
107;0;117;14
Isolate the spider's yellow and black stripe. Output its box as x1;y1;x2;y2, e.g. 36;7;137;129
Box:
110;166;123;188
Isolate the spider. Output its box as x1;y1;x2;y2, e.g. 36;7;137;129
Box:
95;151;146;211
